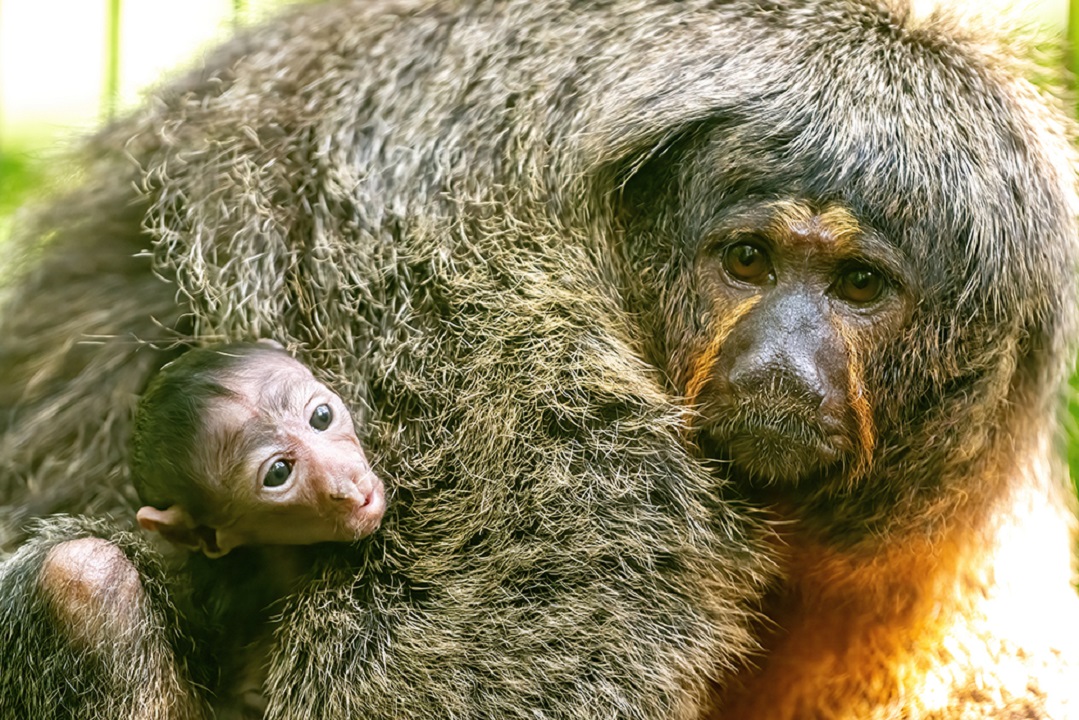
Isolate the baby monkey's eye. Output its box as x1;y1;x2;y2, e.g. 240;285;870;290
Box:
310;403;333;431
264;459;292;488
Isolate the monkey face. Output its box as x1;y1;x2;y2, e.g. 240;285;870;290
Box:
618;46;1079;504
681;200;912;486
199;353;386;554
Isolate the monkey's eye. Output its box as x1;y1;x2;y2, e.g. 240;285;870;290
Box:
723;243;772;284
836;267;885;304
263;459;292;488
310;403;333;431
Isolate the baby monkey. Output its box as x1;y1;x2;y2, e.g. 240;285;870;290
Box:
130;340;386;714
132;340;386;557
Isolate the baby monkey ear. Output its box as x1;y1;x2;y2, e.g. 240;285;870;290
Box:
136;505;231;558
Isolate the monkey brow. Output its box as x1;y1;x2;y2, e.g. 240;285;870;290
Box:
713;200;911;276
211;375;311;488
260;376;308;417
212;418;281;490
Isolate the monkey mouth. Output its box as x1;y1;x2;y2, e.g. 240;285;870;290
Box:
700;412;849;484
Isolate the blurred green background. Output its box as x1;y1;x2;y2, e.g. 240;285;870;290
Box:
0;0;291;236
2;0;1079;490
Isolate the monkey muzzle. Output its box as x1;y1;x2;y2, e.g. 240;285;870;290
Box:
699;382;853;485
696;287;865;484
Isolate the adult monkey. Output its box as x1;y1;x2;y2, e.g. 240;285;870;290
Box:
1;0;1079;718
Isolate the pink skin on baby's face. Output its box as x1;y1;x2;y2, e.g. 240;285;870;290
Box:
197;353;385;554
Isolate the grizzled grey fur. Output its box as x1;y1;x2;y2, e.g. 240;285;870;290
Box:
1;0;1077;718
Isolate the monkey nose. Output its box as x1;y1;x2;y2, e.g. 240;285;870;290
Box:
328;471;373;504
328;485;365;503
729;361;825;410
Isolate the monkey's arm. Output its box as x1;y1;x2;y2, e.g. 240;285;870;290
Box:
0;515;210;720
254;272;774;718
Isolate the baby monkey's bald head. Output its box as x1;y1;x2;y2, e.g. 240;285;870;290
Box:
132;341;385;557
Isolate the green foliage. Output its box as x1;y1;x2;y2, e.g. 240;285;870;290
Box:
0;149;45;217
1067;374;1079;495
0;148;47;243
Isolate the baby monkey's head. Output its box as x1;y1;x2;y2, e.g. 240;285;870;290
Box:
132;341;385;557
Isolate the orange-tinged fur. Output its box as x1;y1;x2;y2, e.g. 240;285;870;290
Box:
718;523;971;720
767;202;862;252
684;296;761;413
835;321;875;479
712;439;1079;720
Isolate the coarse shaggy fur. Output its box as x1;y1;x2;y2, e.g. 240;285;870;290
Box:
0;0;1077;718
0;516;210;719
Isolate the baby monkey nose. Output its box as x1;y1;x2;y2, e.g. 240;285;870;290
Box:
327;468;376;503
328;483;363;503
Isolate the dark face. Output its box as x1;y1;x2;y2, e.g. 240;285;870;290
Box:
684;200;912;485
201;353;385;553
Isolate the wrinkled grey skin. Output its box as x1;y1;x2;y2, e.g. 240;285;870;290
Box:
0;1;1077;718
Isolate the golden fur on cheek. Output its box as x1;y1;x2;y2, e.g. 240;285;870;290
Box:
834;320;875;481
683;296;761;415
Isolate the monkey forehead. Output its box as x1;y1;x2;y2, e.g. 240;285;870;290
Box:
195;393;268;481
753;201;872;261
768;203;859;249
647;11;1079;325
193;357;324;479
205;370;316;447
229;351;313;389
228;353;323;414
691;99;1074;327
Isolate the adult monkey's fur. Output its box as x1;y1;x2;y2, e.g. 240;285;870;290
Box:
1;0;1079;718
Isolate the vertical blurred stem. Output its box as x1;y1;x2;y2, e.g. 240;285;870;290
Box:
0;0;5;155
1071;0;1079;492
103;0;121;121
1070;0;1079;74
